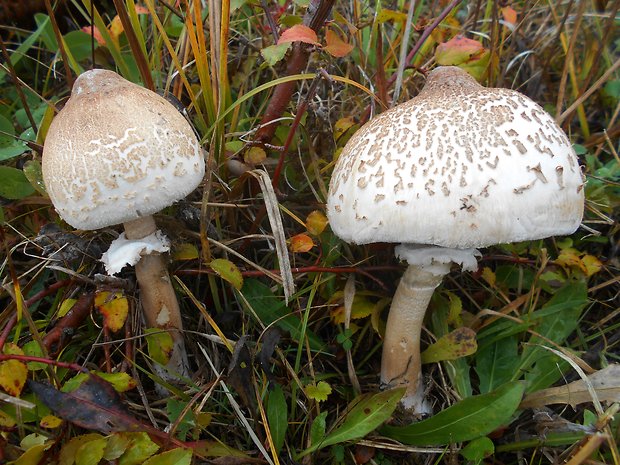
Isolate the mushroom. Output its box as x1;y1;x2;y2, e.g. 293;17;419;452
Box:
43;69;205;380
326;66;584;414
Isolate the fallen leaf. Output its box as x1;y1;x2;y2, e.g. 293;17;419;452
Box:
145;329;173;365
28;375;144;434
172;243;199;261
520;364;620;409
277;24;320;46
40;415;63;429
324;29;354;57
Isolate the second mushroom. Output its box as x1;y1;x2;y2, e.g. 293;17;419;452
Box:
327;66;584;414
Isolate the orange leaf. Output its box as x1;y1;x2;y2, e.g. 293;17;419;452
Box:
306;210;328;236
501;6;518;26
324;29;354;57
81;25;105;46
436;35;486;66
289;233;314;253
277;24;320;46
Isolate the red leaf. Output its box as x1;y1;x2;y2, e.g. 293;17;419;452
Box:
277;24;320;46
324;29;354;57
501;6;518;26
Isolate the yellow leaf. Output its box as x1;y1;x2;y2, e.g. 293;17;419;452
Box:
306;210;328;236
305;381;332;402
0;410;16;428
145;329;173;365
421;327;478;364
58;298;77;317
95;291;129;333
173;243;199;261
244;146;267;165
377;8;407;23
108;16;124;42
40;415;63;429
481;267;496;287
330;295;375;324
0;343;27;396
210;258;244;290
582;254;602;277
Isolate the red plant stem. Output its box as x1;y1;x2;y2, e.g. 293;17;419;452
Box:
253;0;336;144
0;354;88;372
42;291;94;354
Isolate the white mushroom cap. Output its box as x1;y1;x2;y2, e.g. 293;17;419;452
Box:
327;66;584;249
43;69;205;230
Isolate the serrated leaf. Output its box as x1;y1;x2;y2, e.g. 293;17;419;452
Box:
277;24;320;45
143;448;192;465
381;382;525;445
324;29;354;57
210;258;243;290
299;388;404;457
95;291;128;333
306;210;328;235
266;385;287;454
421;327;477;364
305;381;332;402
0;166;35;199
261;43;291;66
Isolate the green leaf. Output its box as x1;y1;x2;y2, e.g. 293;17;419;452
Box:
240;279;324;350
75;437;107;465
0;166;35;199
59;434;104;465
143;448;192;465
475;336;519;394
166;398;195;441
0;114;28;161
305;381;332;402
144;329;174;366
421;327;477;363
210;258;243;290
309;411;327;446
380;382;525;446
261;43;291;66
461;437;495;464
22;160;47;196
299;388;404;457
518;282;588;391
118;432;159;465
266;385;287;454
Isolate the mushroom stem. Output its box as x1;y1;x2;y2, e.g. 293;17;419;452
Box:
123;216;189;379
380;263;450;414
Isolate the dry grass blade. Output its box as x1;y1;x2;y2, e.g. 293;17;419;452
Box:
249;170;295;303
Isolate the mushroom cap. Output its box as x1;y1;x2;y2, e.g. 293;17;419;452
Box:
327;66;584;249
43;69;205;230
